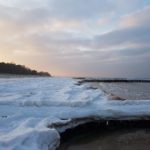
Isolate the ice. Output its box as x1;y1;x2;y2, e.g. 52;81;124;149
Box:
0;77;150;150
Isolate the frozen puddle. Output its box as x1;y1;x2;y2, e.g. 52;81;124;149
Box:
59;129;150;150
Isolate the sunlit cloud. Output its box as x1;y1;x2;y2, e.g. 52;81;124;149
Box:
120;6;150;28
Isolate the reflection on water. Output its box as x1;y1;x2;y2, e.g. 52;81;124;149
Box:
59;129;150;150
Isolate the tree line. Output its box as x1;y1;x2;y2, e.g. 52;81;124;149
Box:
0;62;51;76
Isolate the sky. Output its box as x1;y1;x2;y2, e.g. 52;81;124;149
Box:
0;0;150;77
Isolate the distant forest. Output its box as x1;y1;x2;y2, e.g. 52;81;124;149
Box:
0;62;51;76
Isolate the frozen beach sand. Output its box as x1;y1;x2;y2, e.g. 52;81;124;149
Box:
0;77;150;150
59;128;150;150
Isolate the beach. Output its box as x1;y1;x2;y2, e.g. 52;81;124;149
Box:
86;82;150;100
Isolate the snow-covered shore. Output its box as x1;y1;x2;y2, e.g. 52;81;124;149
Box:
0;77;150;150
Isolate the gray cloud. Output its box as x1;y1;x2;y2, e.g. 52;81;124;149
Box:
47;0;115;20
94;26;150;50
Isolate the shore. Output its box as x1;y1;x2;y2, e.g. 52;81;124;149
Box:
0;77;150;150
77;78;150;100
0;74;51;78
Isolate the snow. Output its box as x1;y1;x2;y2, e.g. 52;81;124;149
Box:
0;77;150;150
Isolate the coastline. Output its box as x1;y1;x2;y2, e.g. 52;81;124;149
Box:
77;78;150;100
0;77;150;150
0;74;51;78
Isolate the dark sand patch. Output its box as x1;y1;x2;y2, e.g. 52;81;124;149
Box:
58;120;150;150
59;129;150;150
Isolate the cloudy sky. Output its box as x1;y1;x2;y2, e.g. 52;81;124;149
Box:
0;0;150;77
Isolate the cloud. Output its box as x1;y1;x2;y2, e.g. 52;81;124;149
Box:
93;6;150;50
0;1;150;77
94;26;150;50
0;0;47;9
47;0;115;20
120;6;150;28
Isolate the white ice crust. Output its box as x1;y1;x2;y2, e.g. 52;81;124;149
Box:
0;77;150;150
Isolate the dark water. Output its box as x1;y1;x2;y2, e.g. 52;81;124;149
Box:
58;129;150;150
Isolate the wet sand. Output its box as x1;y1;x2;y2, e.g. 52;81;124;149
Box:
59;129;150;150
87;82;150;100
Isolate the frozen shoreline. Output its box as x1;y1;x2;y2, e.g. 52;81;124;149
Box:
84;82;150;100
0;74;51;78
0;77;150;150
